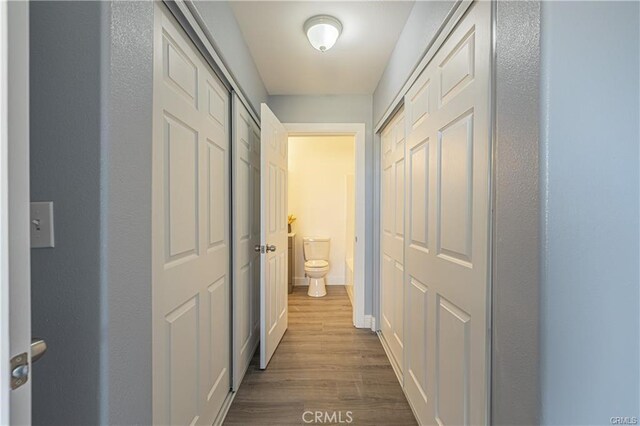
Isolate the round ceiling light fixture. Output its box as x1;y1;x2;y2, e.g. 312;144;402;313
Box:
303;15;342;52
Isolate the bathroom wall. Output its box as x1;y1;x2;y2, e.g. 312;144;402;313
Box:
288;135;355;286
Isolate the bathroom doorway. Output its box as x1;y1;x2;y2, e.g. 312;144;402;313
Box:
284;123;367;328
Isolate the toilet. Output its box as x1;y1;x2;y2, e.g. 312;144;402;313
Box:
303;237;330;297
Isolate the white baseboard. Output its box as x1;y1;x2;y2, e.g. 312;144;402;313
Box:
294;277;307;286
353;314;373;329
345;284;354;305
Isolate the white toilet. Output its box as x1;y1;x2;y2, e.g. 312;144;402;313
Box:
303;237;330;297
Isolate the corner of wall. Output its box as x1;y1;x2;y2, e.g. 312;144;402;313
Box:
492;1;541;424
100;1;154;424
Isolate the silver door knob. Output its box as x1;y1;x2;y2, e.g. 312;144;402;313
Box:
254;244;262;253
31;338;47;363
266;245;276;253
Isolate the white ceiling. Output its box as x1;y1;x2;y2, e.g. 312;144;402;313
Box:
230;1;414;95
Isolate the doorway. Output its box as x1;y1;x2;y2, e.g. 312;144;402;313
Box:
285;123;366;328
288;134;354;302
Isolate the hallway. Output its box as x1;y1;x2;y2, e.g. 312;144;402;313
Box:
224;286;417;425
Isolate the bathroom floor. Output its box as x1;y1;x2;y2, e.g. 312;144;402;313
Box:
224;286;417;425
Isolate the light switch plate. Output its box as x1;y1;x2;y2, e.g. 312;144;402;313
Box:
30;201;55;248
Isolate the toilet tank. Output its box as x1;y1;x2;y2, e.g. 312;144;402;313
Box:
303;237;330;261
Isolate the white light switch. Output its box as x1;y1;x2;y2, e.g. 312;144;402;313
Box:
30;201;55;248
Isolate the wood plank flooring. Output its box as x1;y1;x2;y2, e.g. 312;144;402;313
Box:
224;286;417;425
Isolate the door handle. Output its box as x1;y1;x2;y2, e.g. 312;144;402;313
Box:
255;244;277;253
31;338;47;363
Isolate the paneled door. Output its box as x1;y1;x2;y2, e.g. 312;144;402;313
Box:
152;6;230;425
403;2;491;424
259;103;288;369
232;94;261;389
380;109;406;373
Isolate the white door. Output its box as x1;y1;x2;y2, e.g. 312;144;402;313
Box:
403;2;491;424
152;6;230;424
2;2;31;424
232;94;261;389
380;109;406;373
259;103;288;369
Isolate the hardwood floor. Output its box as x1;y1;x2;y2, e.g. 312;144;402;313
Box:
224;286;417;425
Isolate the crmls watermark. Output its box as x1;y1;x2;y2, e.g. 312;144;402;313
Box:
302;410;354;424
611;417;639;425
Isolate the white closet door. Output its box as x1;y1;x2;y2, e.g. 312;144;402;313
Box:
232;94;261;390
152;6;230;425
403;2;491;424
380;109;406;373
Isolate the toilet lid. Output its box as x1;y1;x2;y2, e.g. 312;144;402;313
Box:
305;260;329;268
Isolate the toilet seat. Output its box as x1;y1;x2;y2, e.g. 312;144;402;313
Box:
305;259;329;269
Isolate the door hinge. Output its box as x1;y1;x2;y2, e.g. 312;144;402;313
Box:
10;352;29;390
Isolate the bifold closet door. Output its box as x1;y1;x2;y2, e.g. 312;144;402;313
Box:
232;94;261;390
380;109;406;373
152;6;231;425
403;2;491;424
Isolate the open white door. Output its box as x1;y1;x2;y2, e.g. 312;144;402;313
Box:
259;103;288;369
1;2;31;424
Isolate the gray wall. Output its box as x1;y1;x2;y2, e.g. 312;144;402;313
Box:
30;2;103;424
540;1;640;424
268;95;374;315
372;1;455;126
191;1;268;115
30;2;154;425
493;2;540;424
100;2;154;424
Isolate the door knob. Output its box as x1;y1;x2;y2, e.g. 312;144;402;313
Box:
266;245;276;253
31;338;47;363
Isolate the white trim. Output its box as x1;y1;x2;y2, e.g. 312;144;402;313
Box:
4;3;30;423
374;0;473;132
0;1;9;421
284;123;367;330
362;315;373;330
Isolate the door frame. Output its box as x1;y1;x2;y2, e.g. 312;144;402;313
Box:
284;122;367;329
0;1;10;419
1;2;31;423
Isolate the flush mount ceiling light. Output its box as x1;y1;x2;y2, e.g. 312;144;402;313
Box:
303;15;342;52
